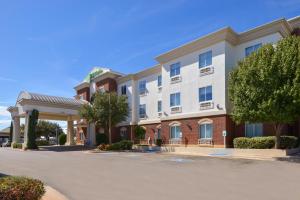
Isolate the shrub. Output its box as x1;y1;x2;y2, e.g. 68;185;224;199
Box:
134;126;146;140
0;176;45;200
35;140;49;146
105;140;133;151
279;136;298;149
27;109;39;150
58;134;66;145
233;137;275;149
12;142;23;149
156;139;163;147
96;133;108;145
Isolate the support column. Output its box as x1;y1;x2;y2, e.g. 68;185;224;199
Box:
12;116;20;145
66;120;75;145
87;123;96;146
23;111;31;149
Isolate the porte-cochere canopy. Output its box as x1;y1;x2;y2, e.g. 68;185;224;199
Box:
7;91;87;148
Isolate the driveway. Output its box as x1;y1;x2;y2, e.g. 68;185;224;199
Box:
0;147;299;200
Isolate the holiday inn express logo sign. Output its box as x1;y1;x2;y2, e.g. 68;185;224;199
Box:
84;68;103;83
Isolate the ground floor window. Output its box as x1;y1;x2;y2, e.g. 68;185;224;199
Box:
120;127;127;139
156;128;161;139
170;125;181;139
80;132;85;141
199;123;213;139
245;123;263;137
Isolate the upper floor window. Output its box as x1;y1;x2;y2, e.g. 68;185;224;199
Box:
78;94;84;100
121;85;127;95
170;92;181;107
199;86;212;102
139;104;146;119
139;80;146;94
158;100;162;112
245;43;262;56
199;123;213;139
170;62;181;77
157;75;162;87
98;86;106;93
245;123;263;137
199;50;212;68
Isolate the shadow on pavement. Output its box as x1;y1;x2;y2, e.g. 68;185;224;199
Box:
275;156;300;164
39;145;94;152
0;173;8;178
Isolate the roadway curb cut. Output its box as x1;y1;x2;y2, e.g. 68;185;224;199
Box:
42;186;69;200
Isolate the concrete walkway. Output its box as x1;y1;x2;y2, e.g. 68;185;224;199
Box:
0;147;300;200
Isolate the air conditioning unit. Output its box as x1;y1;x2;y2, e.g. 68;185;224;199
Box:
199;101;214;110
200;66;214;76
158;112;162;117
139;114;147;119
158;86;162;92
170;75;182;83
139;90;146;96
171;106;182;113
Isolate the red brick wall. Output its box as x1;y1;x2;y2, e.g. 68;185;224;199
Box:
77;87;90;101
96;78;117;92
160;115;230;146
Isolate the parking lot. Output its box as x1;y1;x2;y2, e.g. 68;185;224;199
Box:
0;147;299;200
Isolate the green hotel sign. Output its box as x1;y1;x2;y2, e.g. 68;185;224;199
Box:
84;68;103;83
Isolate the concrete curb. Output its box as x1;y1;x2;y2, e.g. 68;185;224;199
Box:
42;186;68;200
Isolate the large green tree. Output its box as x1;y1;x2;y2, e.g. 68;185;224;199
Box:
79;92;129;144
229;36;300;149
36;120;64;139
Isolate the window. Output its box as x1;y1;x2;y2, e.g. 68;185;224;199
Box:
78;95;84;100
156;128;161;139
245;123;263;137
139;104;146;118
199;50;212;68
157;75;162;87
170;62;180;77
139;80;146;94
121;85;126;95
199;86;212;102
80;132;85;141
245;43;262;56
199;123;213;139
120;127;127;139
98;86;106;93
170;92;180;107
158;100;162;112
170;125;181;139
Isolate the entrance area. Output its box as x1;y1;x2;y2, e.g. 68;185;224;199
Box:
7;91;86;148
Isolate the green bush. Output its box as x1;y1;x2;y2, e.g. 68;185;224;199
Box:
279;136;298;149
156;139;163;147
96;133;108;145
12;142;23;149
134;126;146;140
58;134;67;145
234;137;275;149
0;176;45;200
35;140;49;146
106;140;133;151
27;109;39;150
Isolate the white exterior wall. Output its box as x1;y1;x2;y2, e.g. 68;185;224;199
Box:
117;79;134;124
160;41;227;118
135;73;162;124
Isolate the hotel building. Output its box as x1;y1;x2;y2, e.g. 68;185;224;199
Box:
74;17;300;147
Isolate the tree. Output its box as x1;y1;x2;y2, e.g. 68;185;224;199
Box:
35;120;63;139
79;92;129;144
229;36;300;149
27;109;39;149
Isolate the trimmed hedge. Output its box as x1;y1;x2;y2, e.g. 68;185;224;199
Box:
12;143;23;149
96;133;108;145
58;134;66;145
234;136;299;149
35;140;49;146
106;140;133;151
0;176;45;200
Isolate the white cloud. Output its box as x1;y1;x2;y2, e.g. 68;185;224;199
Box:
0;119;11;130
0;77;17;82
0;106;10;117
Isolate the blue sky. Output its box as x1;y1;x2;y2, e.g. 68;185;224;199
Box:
0;0;300;129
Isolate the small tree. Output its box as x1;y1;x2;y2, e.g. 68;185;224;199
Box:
58;134;67;145
134;126;146;140
27;109;39;149
229;36;300;149
35;120;63;139
79;92;129;144
9;121;13;142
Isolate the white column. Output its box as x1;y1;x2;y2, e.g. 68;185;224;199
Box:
87;123;96;146
12;116;20;144
23;111;31;149
66;120;75;145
